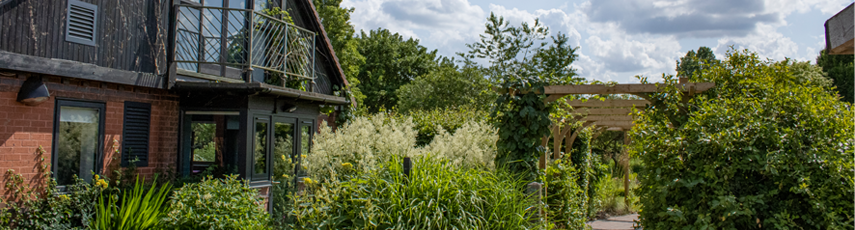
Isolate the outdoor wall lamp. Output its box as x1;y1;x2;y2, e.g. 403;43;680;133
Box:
282;103;297;113
17;76;50;106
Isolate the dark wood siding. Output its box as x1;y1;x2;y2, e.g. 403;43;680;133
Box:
0;0;170;75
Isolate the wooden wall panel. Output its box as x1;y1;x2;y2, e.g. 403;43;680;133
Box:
0;0;169;76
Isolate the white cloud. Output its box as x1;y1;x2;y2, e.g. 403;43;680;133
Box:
342;0;485;47
714;23;799;61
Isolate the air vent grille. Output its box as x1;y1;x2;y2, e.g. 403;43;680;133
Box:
66;0;97;46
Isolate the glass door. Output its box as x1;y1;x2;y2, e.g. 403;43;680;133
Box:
270;117;296;224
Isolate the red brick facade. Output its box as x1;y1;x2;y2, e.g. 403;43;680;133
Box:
0;72;179;193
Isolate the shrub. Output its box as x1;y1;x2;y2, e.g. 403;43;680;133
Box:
285;155;537;229
422;120;498;170
307;113;418;182
631;49;854;229
309;113;498;182
164;175;269;230
92;177;172;230
406;105;489;146
543;159;587;229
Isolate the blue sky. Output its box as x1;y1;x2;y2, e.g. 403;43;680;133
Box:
341;0;853;82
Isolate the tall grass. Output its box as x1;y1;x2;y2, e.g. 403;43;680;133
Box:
93;177;172;230
285;155;537;229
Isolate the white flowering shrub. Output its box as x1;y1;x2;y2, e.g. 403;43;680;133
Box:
306;113;499;182
307;113;418;181
423;121;498;170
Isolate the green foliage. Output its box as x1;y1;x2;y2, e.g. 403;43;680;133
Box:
164;175;270;230
465;12;582;181
406;105;490;146
542;159;587;229
356;29;439;112
632;49;855;229
92;177;172;230
284;155;537;229
816;49;854;103
0;146;112;230
396;58;496;113
676;46;718;78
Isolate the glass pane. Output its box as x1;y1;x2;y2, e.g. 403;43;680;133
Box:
254;121;268;176
300;125;310;157
191;122;216;162
273;122;293;181
57;106;99;185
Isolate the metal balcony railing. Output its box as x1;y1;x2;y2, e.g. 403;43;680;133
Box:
174;5;315;85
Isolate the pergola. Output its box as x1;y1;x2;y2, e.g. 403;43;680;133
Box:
540;81;715;164
537;81;715;207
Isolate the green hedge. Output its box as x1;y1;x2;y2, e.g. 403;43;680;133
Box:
631;49;854;229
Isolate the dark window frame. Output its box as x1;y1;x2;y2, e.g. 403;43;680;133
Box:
51;99;107;187
251;115;271;181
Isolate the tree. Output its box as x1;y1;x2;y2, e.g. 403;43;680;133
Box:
313;0;366;105
676;46;718;78
465;12;582;180
816;49;854;103
396;57;496;113
633;49;854;229
355;29;439;112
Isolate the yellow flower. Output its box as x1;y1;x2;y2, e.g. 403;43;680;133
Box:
301;154;307;159
94;175;99;180
302;165;307;170
96;179;108;188
281;155;287;161
341;162;353;168
59;194;69;200
302;177;313;184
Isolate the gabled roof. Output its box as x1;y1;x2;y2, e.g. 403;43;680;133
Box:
294;0;349;86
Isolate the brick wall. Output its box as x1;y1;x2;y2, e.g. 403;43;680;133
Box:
0;72;179;193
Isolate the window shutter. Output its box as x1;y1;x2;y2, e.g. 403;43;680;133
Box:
66;0;97;46
122;101;151;167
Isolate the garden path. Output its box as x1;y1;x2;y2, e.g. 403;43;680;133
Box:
586;214;640;230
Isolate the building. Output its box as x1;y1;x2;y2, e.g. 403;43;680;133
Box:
0;0;350;205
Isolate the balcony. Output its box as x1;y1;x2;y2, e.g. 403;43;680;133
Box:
174;4;316;89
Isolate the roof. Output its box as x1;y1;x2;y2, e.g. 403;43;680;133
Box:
298;0;350;86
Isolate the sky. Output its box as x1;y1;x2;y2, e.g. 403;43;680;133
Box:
340;0;853;83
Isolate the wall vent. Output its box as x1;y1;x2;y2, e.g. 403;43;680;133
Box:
121;101;151;167
66;0;97;46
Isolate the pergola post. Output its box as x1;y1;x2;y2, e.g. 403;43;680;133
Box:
623;133;631;211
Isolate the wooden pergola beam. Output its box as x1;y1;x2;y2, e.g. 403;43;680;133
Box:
580;115;634;121
574;108;638;115
590;120;634;128
544;83;715;95
565;99;649;107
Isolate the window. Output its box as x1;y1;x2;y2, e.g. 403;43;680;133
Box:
53;100;105;186
252;117;270;180
66;0;98;46
121;102;151;167
181;112;240;175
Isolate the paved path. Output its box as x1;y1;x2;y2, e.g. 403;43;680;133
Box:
586;214;639;230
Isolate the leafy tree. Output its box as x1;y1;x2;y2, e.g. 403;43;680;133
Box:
816;49;854;103
632;49;854;229
313;0;365;104
465;12;582;180
676;46;718;78
396;57;496;113
356;29;439;112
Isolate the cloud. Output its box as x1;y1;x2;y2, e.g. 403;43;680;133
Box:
585;0;780;38
714;23;800;61
343;0;485;47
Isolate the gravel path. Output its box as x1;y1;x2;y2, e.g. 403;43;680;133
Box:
586;214;639;230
